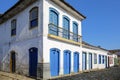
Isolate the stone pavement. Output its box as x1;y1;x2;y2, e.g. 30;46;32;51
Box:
50;67;120;80
1;67;120;80
0;71;35;80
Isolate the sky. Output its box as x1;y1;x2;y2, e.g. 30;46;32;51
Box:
0;0;120;50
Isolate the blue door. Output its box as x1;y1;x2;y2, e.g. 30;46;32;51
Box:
74;52;79;73
63;16;70;39
64;50;71;74
50;48;60;76
89;53;92;70
73;22;78;42
105;56;107;68
82;52;87;70
29;47;38;77
49;9;59;35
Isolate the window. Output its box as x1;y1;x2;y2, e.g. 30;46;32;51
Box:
73;21;78;42
11;19;16;36
49;8;59;36
94;54;97;64
29;7;38;28
102;55;104;64
63;16;70;39
99;55;101;64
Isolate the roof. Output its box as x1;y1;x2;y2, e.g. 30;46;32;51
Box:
82;41;108;51
60;0;86;19
109;49;120;54
0;0;86;24
0;0;37;24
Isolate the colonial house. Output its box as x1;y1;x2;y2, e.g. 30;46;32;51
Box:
0;0;116;79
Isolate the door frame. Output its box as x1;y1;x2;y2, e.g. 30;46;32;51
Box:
50;48;60;76
82;52;87;70
89;53;92;70
10;51;16;73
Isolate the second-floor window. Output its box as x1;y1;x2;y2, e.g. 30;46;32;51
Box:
63;16;70;39
11;19;16;36
29;7;38;29
73;22;78;42
49;8;59;36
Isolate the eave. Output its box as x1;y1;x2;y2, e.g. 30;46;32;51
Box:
0;0;37;24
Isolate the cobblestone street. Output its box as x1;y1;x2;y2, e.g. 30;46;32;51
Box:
0;71;35;80
50;67;120;80
0;67;120;80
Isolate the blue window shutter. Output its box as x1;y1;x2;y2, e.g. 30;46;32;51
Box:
49;11;53;23
63;16;70;39
73;22;78;42
49;8;59;36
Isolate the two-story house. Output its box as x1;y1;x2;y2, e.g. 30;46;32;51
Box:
0;0;116;80
0;0;85;79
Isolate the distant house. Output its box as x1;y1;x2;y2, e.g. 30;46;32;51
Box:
0;0;116;79
109;49;120;65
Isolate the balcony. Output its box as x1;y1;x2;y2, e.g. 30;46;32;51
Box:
48;23;82;46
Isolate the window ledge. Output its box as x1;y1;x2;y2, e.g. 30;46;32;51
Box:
48;34;81;46
29;26;38;30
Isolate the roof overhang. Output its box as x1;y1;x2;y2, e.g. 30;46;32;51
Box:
0;0;37;24
51;0;86;21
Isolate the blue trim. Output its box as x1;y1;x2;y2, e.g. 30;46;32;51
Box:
89;53;92;69
49;7;59;15
102;55;104;64
82;52;87;70
64;50;71;53
63;15;70;21
99;54;101;64
74;51;79;54
50;48;60;52
73;21;78;26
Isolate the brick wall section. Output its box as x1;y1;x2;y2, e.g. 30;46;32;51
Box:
50;67;120;80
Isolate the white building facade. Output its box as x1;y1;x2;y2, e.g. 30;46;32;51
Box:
0;0;116;79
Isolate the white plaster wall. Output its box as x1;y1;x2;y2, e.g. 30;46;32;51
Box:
82;47;108;70
43;0;82;36
0;0;43;74
42;0;82;75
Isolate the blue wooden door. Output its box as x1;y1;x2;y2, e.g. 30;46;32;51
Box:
74;52;79;73
50;48;60;76
82;52;87;70
63;17;70;39
89;53;92;70
73;23;78;42
49;10;58;35
29;47;38;77
64;50;71;74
